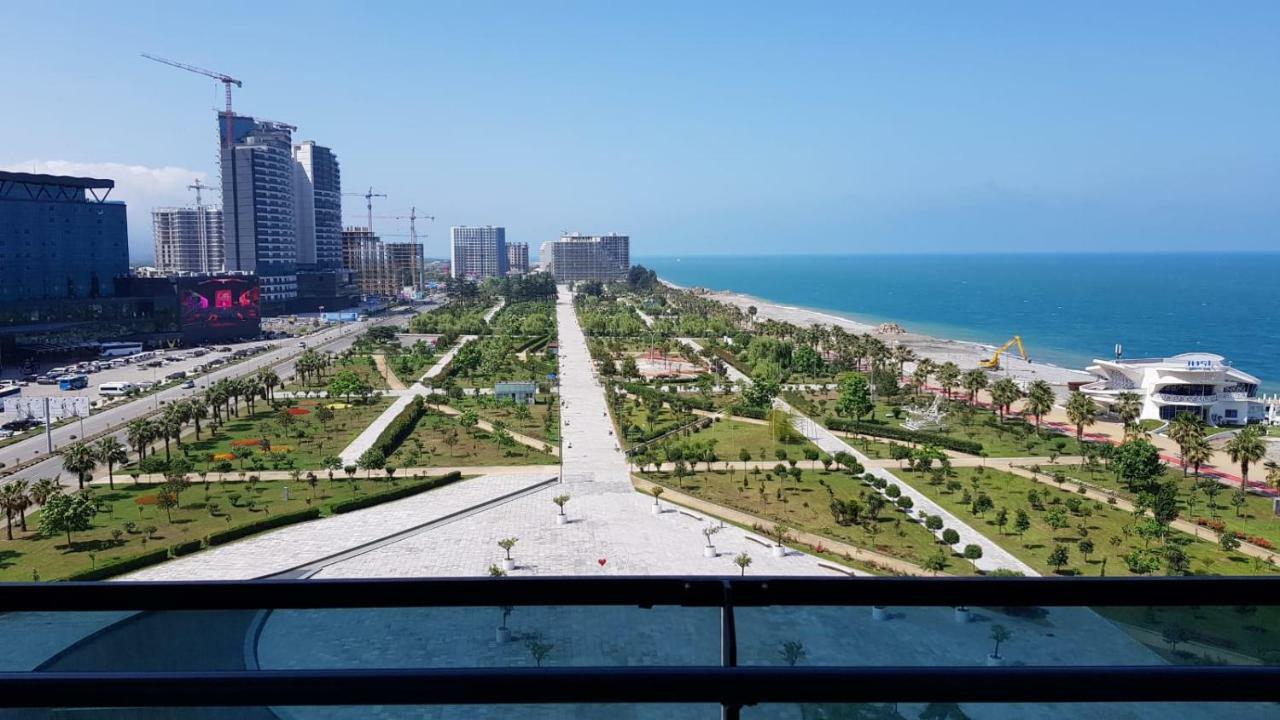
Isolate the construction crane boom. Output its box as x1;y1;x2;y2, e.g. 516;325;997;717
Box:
142;53;243;150
978;335;1029;370
342;187;388;232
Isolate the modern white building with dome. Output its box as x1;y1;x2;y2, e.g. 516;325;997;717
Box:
1080;352;1265;427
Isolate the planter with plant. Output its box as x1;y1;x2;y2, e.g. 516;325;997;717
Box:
988;624;1011;666
498;536;518;571
650;485;664;514
701;525;720;558
553;494;570;525
496;605;514;643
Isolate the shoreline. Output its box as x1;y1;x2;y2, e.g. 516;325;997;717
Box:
661;278;1092;388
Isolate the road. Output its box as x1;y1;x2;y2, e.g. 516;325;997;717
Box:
0;311;409;489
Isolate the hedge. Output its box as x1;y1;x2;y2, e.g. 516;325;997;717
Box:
329;471;464;514
824;417;984;455
62;547;171;582
727;405;769;420
371;395;427;457
206;507;322;547
171;539;203;557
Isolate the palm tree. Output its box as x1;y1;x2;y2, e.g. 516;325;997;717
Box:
1266;461;1280;493
891;345;917;380
989;378;1022;422
1023;380;1055;433
1167;412;1206;475
258;367;281;402
913;358;937;394
185;398;208;440
1224;427;1266;490
156;412;180;461
1065;392;1098;446
961;369;988;405
30;478;62;508
61;442;98;490
936;362;961;399
1113;392;1142;431
126;418;152;461
93;436;129;490
1183;435;1212;479
0;483;26;540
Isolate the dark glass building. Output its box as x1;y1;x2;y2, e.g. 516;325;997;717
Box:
0;171;129;304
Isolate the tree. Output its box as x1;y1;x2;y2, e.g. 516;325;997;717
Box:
988;378;1022;422
357;448;386;480
734;551;753;576
923;548;949;575
1225;427;1266;490
553;493;570;516
1065;392;1099;446
941;528;960;545
524;634;554;667
994;507;1009;535
1167;412;1206;475
778;640;807;667
961;369;988;405
1113;392;1142;431
61;442;98;491
936;362;961;399
962;544;983;571
1219;532;1241;554
155;487;179;523
1024;380;1055;433
1111;439;1165;494
1182;435;1212;479
93;436;129;490
1047;544;1071;573
835;373;873;425
498;536;518;560
322;455;343;481
327;369;367;402
38;492;96;548
0;483;29;540
989;624;1012;659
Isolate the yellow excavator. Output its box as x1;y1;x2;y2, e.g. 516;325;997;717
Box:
979;335;1029;370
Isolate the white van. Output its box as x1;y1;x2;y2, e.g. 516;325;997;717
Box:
99;381;136;397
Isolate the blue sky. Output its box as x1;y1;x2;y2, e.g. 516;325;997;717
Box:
4;2;1277;261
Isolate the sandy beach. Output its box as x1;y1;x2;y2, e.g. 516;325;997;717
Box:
667;280;1093;390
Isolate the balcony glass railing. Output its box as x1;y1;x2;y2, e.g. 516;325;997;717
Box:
0;577;1276;719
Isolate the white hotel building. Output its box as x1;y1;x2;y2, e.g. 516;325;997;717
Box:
1080;353;1265;427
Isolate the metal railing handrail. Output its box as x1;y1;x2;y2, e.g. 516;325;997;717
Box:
2;575;1277;611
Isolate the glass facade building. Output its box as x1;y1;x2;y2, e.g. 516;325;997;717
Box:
292;140;343;270
152;206;224;274
0;171;129;304
539;233;630;282
220;113;298;301
450;226;508;279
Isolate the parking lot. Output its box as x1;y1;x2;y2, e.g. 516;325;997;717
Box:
7;339;278;400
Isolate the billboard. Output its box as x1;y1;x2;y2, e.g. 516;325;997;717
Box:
177;275;261;344
2;396;90;420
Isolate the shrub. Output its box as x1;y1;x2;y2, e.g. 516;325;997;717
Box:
1247;536;1274;550
329;471;464;514
207;508;322;546
824;417;983;455
371;396;427;457
171;539;203;557
62;548;171;581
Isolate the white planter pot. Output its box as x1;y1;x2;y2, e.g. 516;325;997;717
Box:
496;627;511;644
771;545;786;558
703;546;717;558
871;606;888;622
651;503;662;515
501;558;516;572
556;514;567;526
954;607;971;624
986;654;1005;667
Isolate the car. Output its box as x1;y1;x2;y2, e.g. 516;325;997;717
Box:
21;374;38;383
181;380;196;389
137;380;156;390
36;375;58;385
218;347;232;352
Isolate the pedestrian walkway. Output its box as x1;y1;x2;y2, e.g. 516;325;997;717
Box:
371;353;407;391
434;403;559;456
124;471;557;581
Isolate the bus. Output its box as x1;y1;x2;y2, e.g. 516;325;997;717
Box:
99;342;144;358
58;374;89;391
98;381;135;397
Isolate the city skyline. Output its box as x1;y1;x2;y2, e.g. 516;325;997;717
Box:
4;3;1278;262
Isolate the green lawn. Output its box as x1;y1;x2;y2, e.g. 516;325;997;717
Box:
447;396;560;444
442;336;558;389
1043;463;1280;551
641;467;977;575
156;397;392;472
615;396;696;449
389;409;558;467
894;466;1280;577
1;473;456;582
669;417;821;464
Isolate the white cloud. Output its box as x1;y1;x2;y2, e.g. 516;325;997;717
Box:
1;159;212;264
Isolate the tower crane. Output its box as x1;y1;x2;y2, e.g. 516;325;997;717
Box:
187;179;212;207
343;187;387;232
374;207;435;243
142;53;242;150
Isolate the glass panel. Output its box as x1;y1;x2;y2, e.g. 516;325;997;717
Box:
745;704;1275;720
737;605;1280;667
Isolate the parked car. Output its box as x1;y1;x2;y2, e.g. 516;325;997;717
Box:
181;380;196;389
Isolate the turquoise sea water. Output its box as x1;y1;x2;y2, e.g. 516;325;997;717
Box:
638;253;1280;392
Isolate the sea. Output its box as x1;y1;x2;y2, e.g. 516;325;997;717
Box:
638;253;1280;393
